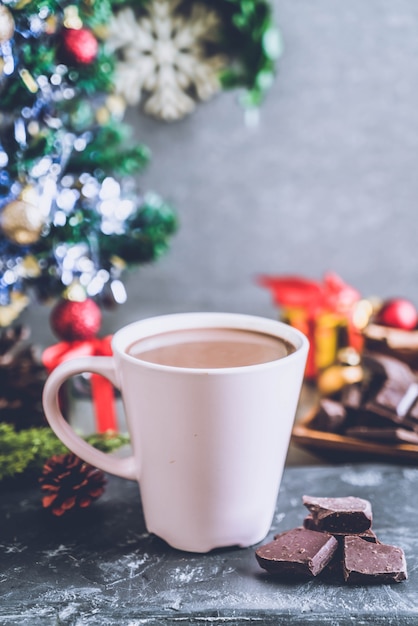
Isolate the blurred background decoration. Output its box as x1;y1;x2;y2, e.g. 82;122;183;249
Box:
108;0;281;121
0;0;179;331
104;0;418;339
3;0;418;489
0;0;279;331
0;0;280;490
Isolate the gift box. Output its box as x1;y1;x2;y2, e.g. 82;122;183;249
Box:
259;272;364;380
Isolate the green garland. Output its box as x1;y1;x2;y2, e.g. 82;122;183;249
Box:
215;0;282;108
0;423;130;482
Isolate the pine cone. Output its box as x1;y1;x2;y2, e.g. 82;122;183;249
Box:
39;453;107;516
0;325;48;429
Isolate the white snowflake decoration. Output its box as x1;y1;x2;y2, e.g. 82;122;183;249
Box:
107;0;227;121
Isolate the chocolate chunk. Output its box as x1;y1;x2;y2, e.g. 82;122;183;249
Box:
366;382;418;422
311;398;347;433
407;400;418;427
362;353;418;423
345;426;418;445
343;536;407;584
302;495;372;533
302;514;317;531
345;409;402;431
255;528;338;578
341;383;363;411
303;515;378;542
362;353;416;389
319;533;380;583
363;323;418;370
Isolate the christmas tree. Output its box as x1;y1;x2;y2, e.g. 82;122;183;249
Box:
0;0;280;328
0;0;177;328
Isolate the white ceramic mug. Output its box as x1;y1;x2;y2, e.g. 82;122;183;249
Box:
42;312;308;552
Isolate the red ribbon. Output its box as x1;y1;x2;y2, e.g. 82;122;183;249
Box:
258;272;362;378
42;336;118;433
258;272;360;313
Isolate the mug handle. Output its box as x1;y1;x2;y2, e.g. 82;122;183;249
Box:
42;356;137;481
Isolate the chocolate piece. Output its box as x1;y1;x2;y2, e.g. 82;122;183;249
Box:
343;535;407;584
302;495;372;533
363;323;418;370
255;528;338;578
303;515;378;542
302;514;317;531
319;533;379;583
366;382;418;421
311;398;347;433
345;409;402;431
345;426;418;445
362;353;418;423
362;352;416;389
407;400;418;425
341;383;363;411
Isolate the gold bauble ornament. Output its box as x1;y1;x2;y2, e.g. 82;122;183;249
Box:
63;5;83;30
106;94;126;119
0;5;15;43
1;196;45;245
20;254;41;278
0;292;29;327
64;281;87;303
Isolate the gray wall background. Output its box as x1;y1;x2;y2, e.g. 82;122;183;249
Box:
25;0;418;347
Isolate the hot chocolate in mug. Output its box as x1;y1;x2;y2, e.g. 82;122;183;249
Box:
42;312;309;552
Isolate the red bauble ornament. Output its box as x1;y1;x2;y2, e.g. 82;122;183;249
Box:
376;298;418;330
62;27;99;65
50;298;102;341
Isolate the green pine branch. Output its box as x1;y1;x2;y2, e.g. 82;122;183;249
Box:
0;423;130;482
99;193;178;265
67;121;151;176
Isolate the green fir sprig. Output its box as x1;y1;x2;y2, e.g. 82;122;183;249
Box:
0;423;130;482
216;0;283;108
67;120;151;176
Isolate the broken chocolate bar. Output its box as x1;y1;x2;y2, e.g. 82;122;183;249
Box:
362;353;418;425
345;426;418;445
362;353;416;389
309;349;418;448
310;398;347;433
365;382;418;423
255;527;338;578
364;322;418;359
343;535;407;584
255;495;407;586
302;495;372;533
341;383;363;411
303;515;378;542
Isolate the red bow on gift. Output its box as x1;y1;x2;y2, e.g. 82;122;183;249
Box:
42;336;117;433
258;272;360;313
258;272;362;378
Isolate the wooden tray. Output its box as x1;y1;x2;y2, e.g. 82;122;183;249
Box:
292;407;418;463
